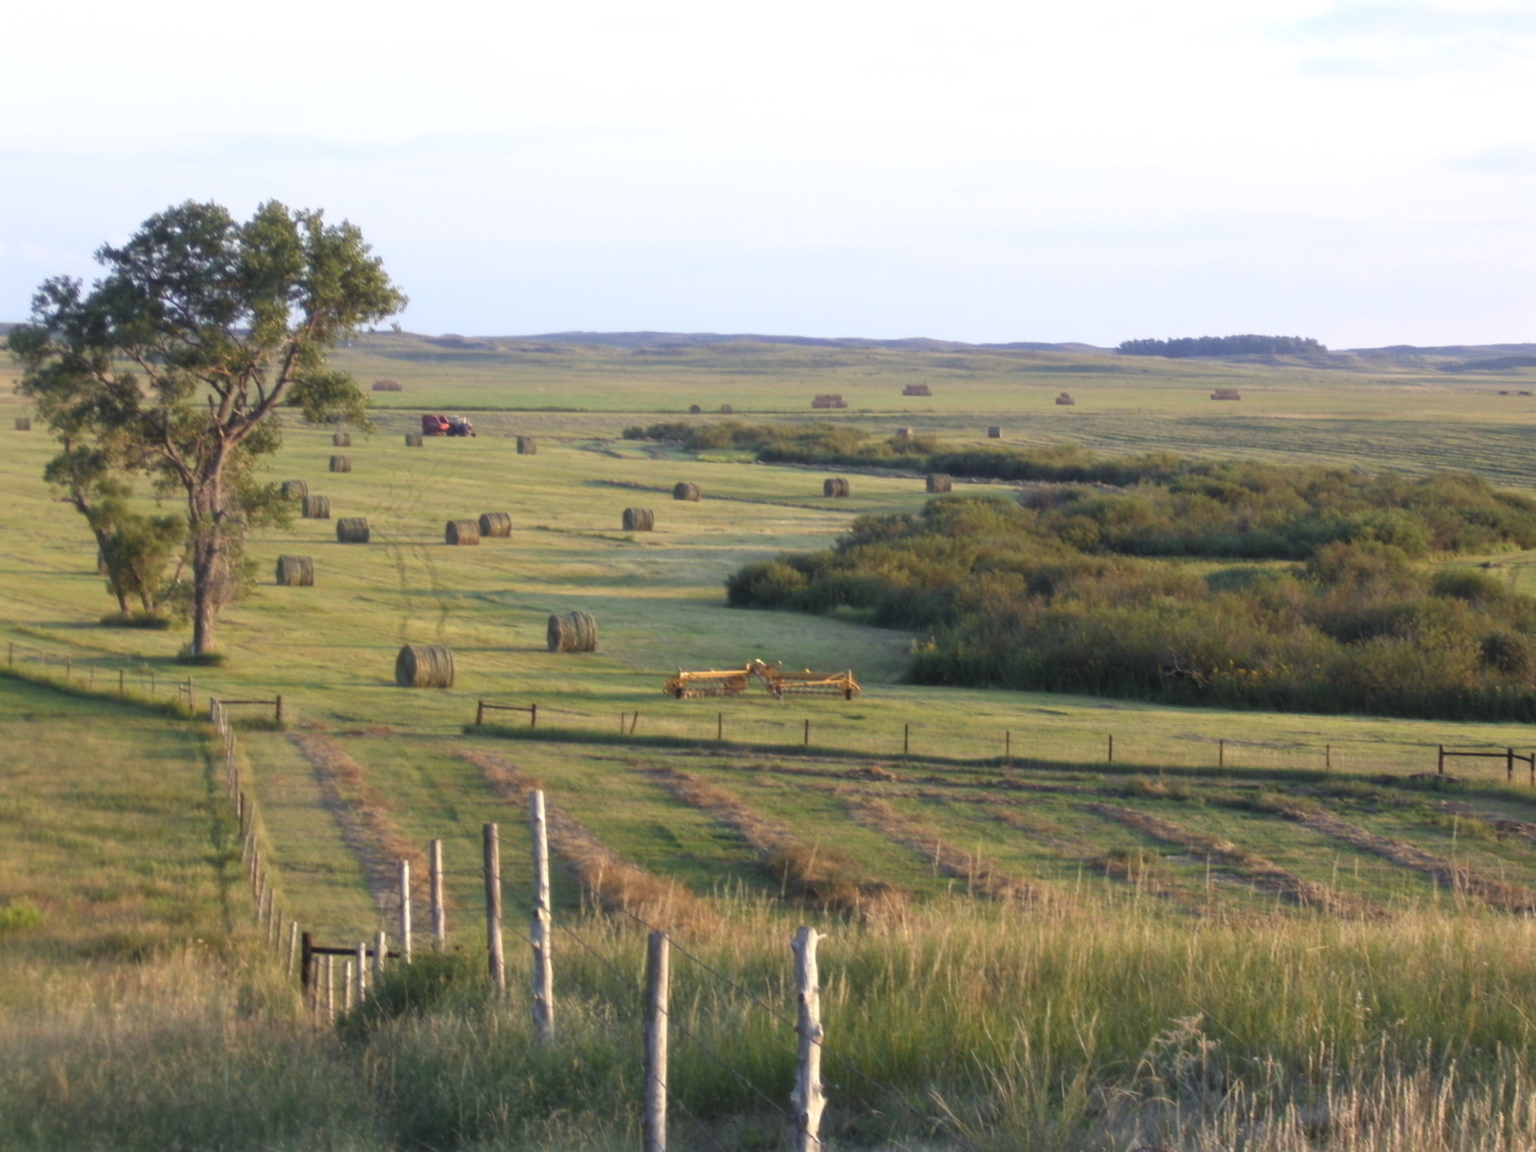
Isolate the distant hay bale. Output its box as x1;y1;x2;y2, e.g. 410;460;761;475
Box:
446;519;481;545
332;432;352;447
1055;392;1075;406
673;482;701;501
623;507;655;531
987;426;1002;438
517;436;537;455
720;404;734;414
330;455;352;473
281;479;308;500
902;383;932;396
895;427;914;439
1211;388;1242;400
405;433;423;446
688;404;703;414
811;394;848;409
372;378;404;392
336;517;370;543
547;610;599;653
14;417;31;431
478;511;512;537
396;644;455;688
302;494;331;519
926;474;953;494
824;477;851;498
275;555;314;586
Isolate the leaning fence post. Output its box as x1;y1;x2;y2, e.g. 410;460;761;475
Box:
430;838;446;949
644;931;670;1152
530;790;555;1041
483;823;505;989
398;859;412;962
792;926;825;1152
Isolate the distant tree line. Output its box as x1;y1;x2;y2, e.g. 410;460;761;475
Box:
1117;335;1327;358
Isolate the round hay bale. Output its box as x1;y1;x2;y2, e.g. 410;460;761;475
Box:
372;378;403;392
823;477;851;498
333;431;352;447
478;512;513;537
673;482;701;501
895;427;914;439
446;519;481;545
547;610;599;653
405;432;423;446
336;517;370;543
281;479;308;500
275;555;315;586
688;404;702;414
1055;392;1075;406
987;426;1002;438
926;473;953;494
302;494;331;519
622;507;655;531
14;417;31;431
396;644;455;688
330;455;352;473
719;404;734;414
517;436;537;455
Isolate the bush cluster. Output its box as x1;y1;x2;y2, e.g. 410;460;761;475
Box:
726;491;1536;720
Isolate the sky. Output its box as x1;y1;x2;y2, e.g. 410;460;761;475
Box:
2;0;1534;347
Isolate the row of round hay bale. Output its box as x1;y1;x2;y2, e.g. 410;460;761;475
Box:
720;403;734;414
372;378;403;391
282;479;308;500
1211;388;1242;401
926;474;953;494
330;455;352;472
396;644;455;687
479;511;513;537
688;404;703;414
333;431;352;447
824;477;851;497
14;417;31;431
303;494;331;519
673;482;700;501
987;426;1002;438
1055;391;1075;406
337;517;370;543
275;555;314;586
405;432;423;447
517;436;536;455
547;610;598;653
446;519;480;545
623;507;655;531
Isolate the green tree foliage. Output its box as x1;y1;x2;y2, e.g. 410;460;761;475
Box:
9;201;406;655
726;493;1536;721
1117;334;1328;357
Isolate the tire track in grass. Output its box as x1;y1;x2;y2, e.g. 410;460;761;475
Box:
460;748;714;935
1085;803;1382;919
646;765;907;920
1262;798;1536;913
291;733;428;913
843;794;1061;910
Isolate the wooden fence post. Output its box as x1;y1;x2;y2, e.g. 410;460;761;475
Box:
373;930;387;988
354;942;367;1005
1439;744;1445;775
1005;730;1011;764
275;695;284;725
398;859;412;963
791;926;825;1152
903;723;909;755
287;920;299;976
1326;744;1331;771
1107;735;1114;763
430;838;446;949
484;823;505;990
1218;740;1225;768
476;700;485;726
531;703;538;730
644;930;670;1152
803;718;810;746
324;954;336;1021
343;958;355;1012
301;931;315;994
530;790;555;1042
717;712;723;741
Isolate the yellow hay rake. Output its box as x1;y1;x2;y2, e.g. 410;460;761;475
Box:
664;659;860;701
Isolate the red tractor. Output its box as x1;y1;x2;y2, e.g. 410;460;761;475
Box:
421;414;476;437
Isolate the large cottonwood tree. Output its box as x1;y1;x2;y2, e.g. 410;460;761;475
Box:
9;200;406;656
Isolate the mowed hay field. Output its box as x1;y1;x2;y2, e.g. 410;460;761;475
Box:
13;338;1536;1148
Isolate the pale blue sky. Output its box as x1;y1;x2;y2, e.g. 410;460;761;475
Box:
2;0;1533;346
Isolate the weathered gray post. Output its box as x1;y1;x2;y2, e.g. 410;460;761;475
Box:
287;920;299;975
398;859;412;962
373;930;387;988
530;790;555;1042
644;931;670;1152
343;957;356;1012
430;838;446;949
354;941;367;1005
324;955;336;1021
484;823;505;990
791;927;825;1152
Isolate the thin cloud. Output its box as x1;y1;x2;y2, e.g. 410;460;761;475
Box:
1451;144;1536;175
1288;2;1536;76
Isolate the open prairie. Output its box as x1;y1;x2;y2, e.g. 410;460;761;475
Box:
8;336;1536;1150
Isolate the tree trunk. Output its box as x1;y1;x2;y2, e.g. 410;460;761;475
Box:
190;524;220;655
